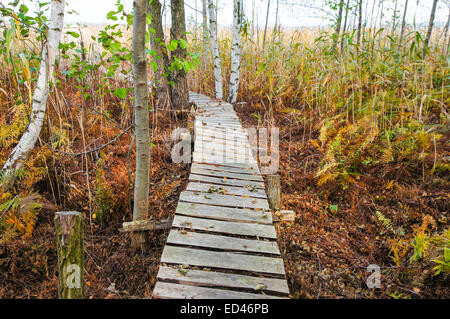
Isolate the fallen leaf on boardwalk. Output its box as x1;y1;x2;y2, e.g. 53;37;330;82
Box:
254;284;266;291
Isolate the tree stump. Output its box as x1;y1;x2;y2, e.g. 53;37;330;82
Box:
267;175;281;210
55;211;84;299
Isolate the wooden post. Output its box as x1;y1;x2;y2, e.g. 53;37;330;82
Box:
132;231;147;250
267;175;281;210
55;211;84;299
187;119;194;134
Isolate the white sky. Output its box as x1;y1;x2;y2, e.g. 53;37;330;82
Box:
2;0;449;28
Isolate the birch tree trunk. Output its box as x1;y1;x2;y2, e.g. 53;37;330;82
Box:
391;0;399;36
357;0;363;49
207;0;223;99
262;0;271;51
170;0;189;109
202;0;209;50
228;0;243;104
0;0;65;189
148;0;172;110
340;0;350;53
424;0;438;51
443;8;450;55
334;0;344;51
132;0;150;248
399;0;409;46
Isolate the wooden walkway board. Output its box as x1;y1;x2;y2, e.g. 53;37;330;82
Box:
167;230;280;254
157;266;289;295
186;182;267;199
153;92;289;299
160;246;285;275
192;163;260;175
189;174;265;189
153;282;283;299
172;215;277;239
175;202;272;224
179;191;270;210
190;167;264;182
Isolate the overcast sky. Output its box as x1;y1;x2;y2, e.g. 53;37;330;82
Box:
2;0;449;28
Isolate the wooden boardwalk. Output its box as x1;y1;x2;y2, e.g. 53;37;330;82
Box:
152;92;289;299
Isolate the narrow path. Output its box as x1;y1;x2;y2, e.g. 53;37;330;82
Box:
152;93;289;299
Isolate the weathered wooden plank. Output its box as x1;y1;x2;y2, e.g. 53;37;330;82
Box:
192;155;257;166
192;163;260;176
186;182;266;198
193;148;255;159
157;266;289;295
175;202;272;224
194;143;253;154
189;174;264;189
172;215;276;239
120;218;172;232
195;132;247;140
152;282;283;299
192;159;258;169
167;230;279;254
180;191;269;210
193;150;255;162
190;167;264;182
161;246;285;275
192;156;258;168
196;126;247;134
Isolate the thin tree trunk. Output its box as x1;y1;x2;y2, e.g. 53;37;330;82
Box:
271;0;279;47
334;0;344;51
170;0;189;109
391;0;399;36
262;0;271;51
202;0;208;50
379;0;384;30
228;0;243;104
399;0;409;46
207;0;223;99
0;0;65;189
371;0;377;31
148;0;171;110
340;0;350;53
132;0;150;248
424;0;438;52
443;8;450;54
357;0;363;49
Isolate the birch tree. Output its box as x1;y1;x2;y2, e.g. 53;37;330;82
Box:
0;0;65;189
341;0;350;52
262;0;271;50
228;0;243;104
170;0;189;109
207;0;223;99
424;0;438;52
201;0;209;50
148;0;171;110
356;0;363;49
399;0;409;46
334;0;345;51
132;0;150;248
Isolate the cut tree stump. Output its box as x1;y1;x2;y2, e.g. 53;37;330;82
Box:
267;175;281;210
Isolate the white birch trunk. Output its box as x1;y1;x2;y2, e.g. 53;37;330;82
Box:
0;0;65;188
207;0;223;100
228;0;243;104
132;0;150;225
